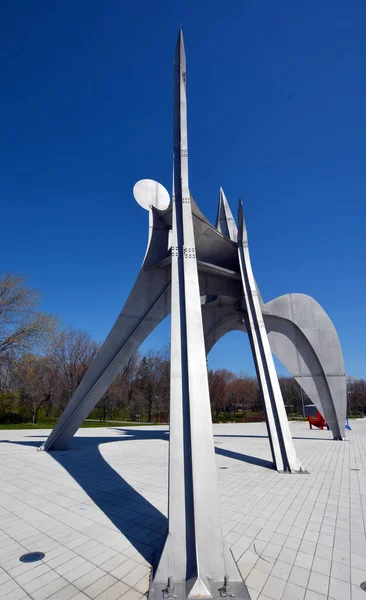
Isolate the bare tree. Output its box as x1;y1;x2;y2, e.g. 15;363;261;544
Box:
0;274;57;356
51;328;99;409
208;369;235;420
135;347;170;422
98;377;122;422
278;376;302;413
16;354;58;423
227;375;258;418
347;377;366;415
0;353;16;393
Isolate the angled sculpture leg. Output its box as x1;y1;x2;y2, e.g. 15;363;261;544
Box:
39;264;171;451
236;202;303;473
263;294;346;439
203;303;303;472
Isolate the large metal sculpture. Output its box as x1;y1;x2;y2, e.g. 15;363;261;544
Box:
39;30;347;600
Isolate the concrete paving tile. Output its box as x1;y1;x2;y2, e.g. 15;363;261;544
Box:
72;567;105;590
331;560;351;582
14;563;50;586
64;560;96;583
270;533;287;547
329;576;351;600
29;577;68;600
332;547;350;565
123;564;150;588
307;571;330;596
246;589;259;600
318;533;334;548
134;573;150;594
89;548;118;567
245;568;268;592
22;570;59;594
95;581;129;600
237;550;258;579
0;574;11;586
253;540;269;555
255;557;274;575
119;590;144;600
47;584;80;600
261;575;286;600
304;591;327;600
99;553;129;573
351;567;366;586
283;536;301;551
290;527;305;540
277;547;296;565
351;583;366;600
110;558;141;580
312;556;331;576
281;581;306;600
294;551;313;569
83;574;118;599
299;540;316;556
56;556;87;576
350;553;365;572
315;544;333;561
270;560;292;581
263;543;282;560
0;579;22;598
288;565;309;588
303;530;319;543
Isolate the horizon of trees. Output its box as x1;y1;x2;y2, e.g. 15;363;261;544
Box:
1;273;365;424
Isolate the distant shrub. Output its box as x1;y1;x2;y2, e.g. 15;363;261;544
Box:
0;412;26;424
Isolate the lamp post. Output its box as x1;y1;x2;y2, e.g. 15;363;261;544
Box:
347;389;354;417
300;386;305;418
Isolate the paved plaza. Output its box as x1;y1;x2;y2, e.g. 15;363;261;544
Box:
0;421;365;600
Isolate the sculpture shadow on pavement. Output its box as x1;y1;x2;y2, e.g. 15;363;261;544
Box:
2;426;282;566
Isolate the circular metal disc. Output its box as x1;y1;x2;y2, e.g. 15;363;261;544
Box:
133;179;170;211
19;552;45;563
360;582;366;591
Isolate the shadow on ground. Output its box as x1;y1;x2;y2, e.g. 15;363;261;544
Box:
214;433;332;441
2;427;287;565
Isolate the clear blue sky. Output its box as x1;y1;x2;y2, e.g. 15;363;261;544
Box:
2;1;365;378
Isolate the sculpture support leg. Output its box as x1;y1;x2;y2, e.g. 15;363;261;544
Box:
39;266;170;451
149;31;249;600
237;201;303;473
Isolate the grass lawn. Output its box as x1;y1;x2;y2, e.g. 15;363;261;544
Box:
0;420;162;430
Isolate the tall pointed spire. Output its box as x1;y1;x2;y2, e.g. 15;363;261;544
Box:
149;31;250;600
216;187;238;241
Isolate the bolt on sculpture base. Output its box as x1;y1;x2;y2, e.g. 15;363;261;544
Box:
39;28;347;600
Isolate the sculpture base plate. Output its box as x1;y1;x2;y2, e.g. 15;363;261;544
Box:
149;579;251;600
278;469;309;475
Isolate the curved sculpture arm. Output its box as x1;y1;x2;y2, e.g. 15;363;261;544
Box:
203;293;346;440
263;294;346;439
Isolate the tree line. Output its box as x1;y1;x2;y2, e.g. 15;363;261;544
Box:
1;273;365;424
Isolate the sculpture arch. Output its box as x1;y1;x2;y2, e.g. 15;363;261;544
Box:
203;297;346;438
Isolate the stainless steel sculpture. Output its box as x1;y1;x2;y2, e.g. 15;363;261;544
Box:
39;28;347;599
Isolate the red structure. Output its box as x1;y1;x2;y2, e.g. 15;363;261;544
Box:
308;410;328;430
